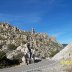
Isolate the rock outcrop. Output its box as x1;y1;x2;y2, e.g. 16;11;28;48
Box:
52;42;72;60
0;22;63;66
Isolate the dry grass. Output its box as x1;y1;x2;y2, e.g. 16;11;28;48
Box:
62;64;72;72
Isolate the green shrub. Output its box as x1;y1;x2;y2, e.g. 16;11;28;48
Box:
22;41;27;44
0;51;6;60
0;36;4;40
49;50;59;57
8;44;17;50
0;51;6;68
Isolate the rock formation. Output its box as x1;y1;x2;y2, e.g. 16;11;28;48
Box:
52;42;72;60
0;22;63;66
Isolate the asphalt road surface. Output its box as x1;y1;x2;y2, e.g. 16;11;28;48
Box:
0;59;58;72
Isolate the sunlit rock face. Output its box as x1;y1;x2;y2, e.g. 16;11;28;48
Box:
16;44;28;55
6;44;27;60
6;43;36;65
52;42;72;60
49;36;57;43
21;56;26;64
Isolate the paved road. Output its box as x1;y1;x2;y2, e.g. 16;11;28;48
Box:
0;59;58;72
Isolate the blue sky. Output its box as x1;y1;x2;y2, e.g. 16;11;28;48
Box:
0;0;72;44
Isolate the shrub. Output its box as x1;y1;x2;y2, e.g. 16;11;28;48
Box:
0;51;6;68
49;49;59;57
22;41;26;43
0;51;6;60
0;45;2;49
8;44;17;50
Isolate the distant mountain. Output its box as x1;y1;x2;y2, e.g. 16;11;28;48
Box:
62;44;68;48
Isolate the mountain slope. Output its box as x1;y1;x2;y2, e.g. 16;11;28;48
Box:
0;22;64;68
0;23;63;58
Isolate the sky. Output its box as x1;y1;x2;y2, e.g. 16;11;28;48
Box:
0;0;72;44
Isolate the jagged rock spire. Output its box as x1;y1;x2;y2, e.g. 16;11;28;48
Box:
32;28;35;34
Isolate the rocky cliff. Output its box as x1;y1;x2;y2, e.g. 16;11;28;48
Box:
0;22;63;67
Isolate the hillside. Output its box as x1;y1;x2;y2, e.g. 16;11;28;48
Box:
0;22;63;68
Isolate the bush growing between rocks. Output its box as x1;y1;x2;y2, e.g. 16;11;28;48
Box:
0;51;6;68
8;44;17;50
0;50;20;68
0;51;6;60
0;45;2;49
49;49;59;57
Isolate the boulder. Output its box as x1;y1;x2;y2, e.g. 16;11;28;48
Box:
6;50;23;61
21;56;26;64
52;42;72;60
